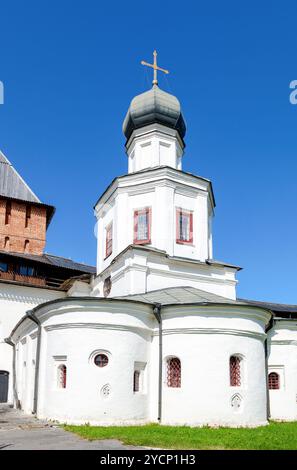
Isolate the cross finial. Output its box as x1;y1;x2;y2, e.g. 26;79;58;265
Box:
141;50;169;86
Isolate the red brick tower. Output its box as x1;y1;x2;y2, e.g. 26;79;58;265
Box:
0;151;54;255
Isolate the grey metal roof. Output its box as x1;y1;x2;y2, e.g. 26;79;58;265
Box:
116;287;296;317
0;150;41;203
0;250;96;274
115;286;241;306
123;85;186;141
239;298;297;314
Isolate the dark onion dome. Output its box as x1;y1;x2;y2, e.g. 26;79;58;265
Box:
123;85;186;142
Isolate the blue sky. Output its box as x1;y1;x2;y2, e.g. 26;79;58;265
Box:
0;1;296;303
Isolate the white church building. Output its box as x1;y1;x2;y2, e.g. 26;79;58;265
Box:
1;54;297;427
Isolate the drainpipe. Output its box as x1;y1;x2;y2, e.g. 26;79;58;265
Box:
4;337;20;409
26;312;41;415
153;303;162;423
264;314;274;421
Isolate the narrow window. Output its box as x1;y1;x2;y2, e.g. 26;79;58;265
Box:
25;205;31;228
5;201;11;225
105;223;113;259
167;357;181;388
268;372;280;390
57;364;67;389
133;370;140;392
24;239;30;253
230;355;242;387
176;208;193;244
4;237;9;250
134;207;151;244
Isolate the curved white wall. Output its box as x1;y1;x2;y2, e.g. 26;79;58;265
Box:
11;299;271;427
160;305;269;427
268;320;297;421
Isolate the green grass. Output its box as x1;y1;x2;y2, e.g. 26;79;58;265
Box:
64;421;297;450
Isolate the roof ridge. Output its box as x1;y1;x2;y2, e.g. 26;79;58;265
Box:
0;150;41;203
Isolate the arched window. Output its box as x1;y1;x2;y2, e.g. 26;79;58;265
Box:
268;372;280;390
166;357;181;388
133;370;140;392
230;355;242;387
57;364;67;389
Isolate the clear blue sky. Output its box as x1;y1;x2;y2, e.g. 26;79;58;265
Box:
0;1;296;303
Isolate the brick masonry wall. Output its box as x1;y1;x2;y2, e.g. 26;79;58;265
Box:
0;198;47;255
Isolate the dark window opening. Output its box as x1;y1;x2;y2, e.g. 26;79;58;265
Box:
25;206;31;228
94;354;109;368
5;201;11;225
133;370;140;392
18;265;35;277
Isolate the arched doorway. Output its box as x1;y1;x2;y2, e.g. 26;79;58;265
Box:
0;371;9;402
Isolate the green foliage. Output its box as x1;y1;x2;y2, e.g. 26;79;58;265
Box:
64;421;297;450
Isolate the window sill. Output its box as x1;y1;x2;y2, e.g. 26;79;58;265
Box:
176;240;194;246
133;240;151;245
104;253;112;261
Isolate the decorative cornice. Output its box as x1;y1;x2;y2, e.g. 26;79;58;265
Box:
147;266;237;287
164;305;270;323
270;340;297;346
153;327;266;341
94;166;215;212
44;322;152;336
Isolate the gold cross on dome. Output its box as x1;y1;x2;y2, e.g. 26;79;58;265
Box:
141;50;169;86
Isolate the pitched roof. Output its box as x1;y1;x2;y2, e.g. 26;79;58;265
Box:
115;286;241;305
0;150;41;203
0;250;96;274
116;286;296;318
0;150;55;225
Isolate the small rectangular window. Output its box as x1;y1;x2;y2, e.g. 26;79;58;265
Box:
133;362;146;393
176;208;193;244
19;265;35;276
5;201;11;225
134;208;151;244
133;370;140;392
105;222;113;259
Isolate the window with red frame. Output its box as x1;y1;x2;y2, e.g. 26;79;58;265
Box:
167;357;181;388
134;208;151;244
176;208;193;244
105;223;113;258
230;355;241;387
268;372;280;390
